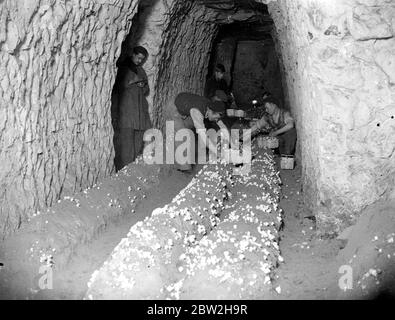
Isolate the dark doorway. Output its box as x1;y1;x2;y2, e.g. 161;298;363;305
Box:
207;21;285;110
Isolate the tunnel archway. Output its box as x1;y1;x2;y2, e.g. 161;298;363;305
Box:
1;0;395;301
206;20;286;109
0;0;394;240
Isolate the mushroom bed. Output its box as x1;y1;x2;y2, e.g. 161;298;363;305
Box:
0;159;169;299
85;145;283;299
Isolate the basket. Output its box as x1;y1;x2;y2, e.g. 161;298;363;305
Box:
234;109;246;118
280;155;295;170
257;136;279;149
227;109;236;117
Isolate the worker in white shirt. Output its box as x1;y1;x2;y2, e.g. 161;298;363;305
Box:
243;97;296;155
173;91;229;172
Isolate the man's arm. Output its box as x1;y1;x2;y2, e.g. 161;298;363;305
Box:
271;112;294;136
190;108;218;154
250;116;270;136
271;122;294;136
216;119;231;145
231;116;268;147
221;79;231;96
142;80;149;96
138;67;150;96
216;119;228;131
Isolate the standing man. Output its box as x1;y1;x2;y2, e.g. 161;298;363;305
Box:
204;63;232;105
173;92;228;172
116;46;151;170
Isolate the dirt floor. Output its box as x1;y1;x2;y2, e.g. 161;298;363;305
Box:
271;158;341;299
272;158;395;300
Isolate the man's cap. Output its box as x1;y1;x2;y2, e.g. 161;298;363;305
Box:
262;91;271;97
262;96;279;107
132;46;148;57
215;90;228;102
209;101;226;113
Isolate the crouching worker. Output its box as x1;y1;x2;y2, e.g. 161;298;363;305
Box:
173;92;228;173
248;99;297;156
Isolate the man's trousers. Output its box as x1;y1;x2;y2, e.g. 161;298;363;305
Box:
116;128;145;170
278;127;297;156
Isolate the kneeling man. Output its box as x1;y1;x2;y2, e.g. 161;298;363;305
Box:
249;98;297;156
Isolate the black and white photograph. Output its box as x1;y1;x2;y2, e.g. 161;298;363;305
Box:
0;0;394;306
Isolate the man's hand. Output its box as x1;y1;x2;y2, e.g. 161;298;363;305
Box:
269;131;278;137
220;148;231;164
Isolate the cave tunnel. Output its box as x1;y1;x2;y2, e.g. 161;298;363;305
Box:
207;21;285;109
0;0;395;300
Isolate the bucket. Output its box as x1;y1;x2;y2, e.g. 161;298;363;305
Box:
280;155;295;170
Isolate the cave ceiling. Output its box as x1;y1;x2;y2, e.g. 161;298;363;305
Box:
198;0;268;12
194;0;272;25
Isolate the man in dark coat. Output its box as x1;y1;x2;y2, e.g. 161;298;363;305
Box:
115;46;151;170
204;63;232;105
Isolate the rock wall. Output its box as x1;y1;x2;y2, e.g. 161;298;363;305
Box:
154;3;218;128
0;0;138;238
268;0;395;236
